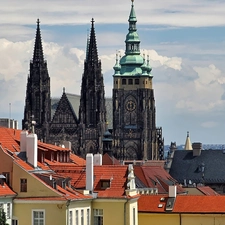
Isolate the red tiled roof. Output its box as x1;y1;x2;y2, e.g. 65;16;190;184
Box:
138;195;168;213
197;186;220;196
93;165;128;198
57;185;92;200
52;164;129;198
0;183;16;197
69;153;86;166
0;127;21;152
102;153;120;165
139;195;225;213
134;166;185;194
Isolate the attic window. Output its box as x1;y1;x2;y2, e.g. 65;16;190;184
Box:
20;178;27;192
101;180;111;189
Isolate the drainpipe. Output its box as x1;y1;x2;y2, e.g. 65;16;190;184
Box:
124;198;129;225
66;200;71;225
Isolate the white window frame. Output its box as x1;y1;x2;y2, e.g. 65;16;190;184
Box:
32;209;45;225
69;210;73;225
75;210;78;225
133;207;136;225
81;209;84;225
6;202;10;219
87;208;90;225
93;209;103;225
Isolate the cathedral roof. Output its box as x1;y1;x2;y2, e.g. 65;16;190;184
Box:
51;93;80;120
51;95;113;129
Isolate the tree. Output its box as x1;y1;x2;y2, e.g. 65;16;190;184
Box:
0;209;9;225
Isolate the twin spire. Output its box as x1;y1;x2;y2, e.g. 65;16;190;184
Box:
33;18;44;63
86;18;99;63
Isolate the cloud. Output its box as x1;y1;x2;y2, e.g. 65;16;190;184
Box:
201;121;218;128
0;0;225;30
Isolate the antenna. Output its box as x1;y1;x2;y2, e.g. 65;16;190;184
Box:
9;103;11;120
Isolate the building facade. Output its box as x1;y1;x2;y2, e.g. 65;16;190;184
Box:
22;2;164;160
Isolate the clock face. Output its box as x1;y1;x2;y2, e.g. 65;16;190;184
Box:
126;100;136;112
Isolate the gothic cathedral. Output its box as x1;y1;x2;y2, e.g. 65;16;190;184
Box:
22;1;164;160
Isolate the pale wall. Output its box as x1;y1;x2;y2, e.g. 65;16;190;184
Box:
13;202;66;225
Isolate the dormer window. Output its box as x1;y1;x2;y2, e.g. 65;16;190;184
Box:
101;180;111;189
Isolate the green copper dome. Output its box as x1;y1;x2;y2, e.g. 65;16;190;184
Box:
113;0;153;78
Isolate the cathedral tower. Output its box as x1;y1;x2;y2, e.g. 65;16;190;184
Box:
79;19;107;155
22;19;51;142
112;1;163;160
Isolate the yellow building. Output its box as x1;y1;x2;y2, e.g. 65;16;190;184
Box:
0;127;139;225
138;186;225;225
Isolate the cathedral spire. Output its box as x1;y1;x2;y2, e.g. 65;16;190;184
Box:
86;18;99;63
33;18;44;62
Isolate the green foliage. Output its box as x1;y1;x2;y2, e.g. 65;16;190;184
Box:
0;209;8;225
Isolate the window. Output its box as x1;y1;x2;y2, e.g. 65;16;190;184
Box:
133;208;136;225
128;79;133;85
122;79;126;85
20;178;27;192
81;209;84;225
7;203;10;219
87;209;90;225
33;210;44;225
12;219;18;225
2;172;10;185
0;203;3;209
101;180;110;189
94;209;103;225
135;79;139;85
69;211;73;225
76;210;78;225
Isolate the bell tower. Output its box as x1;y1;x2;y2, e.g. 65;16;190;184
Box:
112;0;163;160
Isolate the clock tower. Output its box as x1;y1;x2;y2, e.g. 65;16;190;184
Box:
112;0;164;160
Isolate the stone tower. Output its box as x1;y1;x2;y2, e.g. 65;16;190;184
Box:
22;19;51;142
79;19;107;155
112;1;163;160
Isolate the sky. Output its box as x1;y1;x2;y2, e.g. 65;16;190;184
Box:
0;0;225;145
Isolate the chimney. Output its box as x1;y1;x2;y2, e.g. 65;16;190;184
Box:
26;133;38;168
192;142;202;156
20;130;28;152
169;185;177;198
94;153;102;165
86;153;94;192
